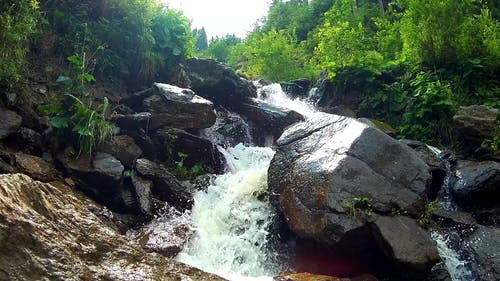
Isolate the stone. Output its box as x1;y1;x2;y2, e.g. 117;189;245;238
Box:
280;78;311;99
370;216;440;279
131;171;154;215
315;78;363;112
452;105;498;154
143;83;216;130
134;158;196;211
468;226;500;281
451;160;500;208
93;152;125;182
154;128;226;174
101;135;143;168
239;98;305;146
169;58;257;110
120;87;155;111
16;127;43;154
0;109;22;139
0;173;224;281
268;113;431;247
113;112;152;131
14;152;58;182
127;206;194;258
199;108;252;148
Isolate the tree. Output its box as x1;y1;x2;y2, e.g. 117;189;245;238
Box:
193;27;208;52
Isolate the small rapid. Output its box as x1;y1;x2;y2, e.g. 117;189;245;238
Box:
176;144;278;280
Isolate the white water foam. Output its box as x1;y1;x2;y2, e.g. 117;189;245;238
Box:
257;83;316;118
176;144;278;280
431;231;474;281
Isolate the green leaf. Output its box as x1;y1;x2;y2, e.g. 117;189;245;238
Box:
56;75;72;85
50;116;70;128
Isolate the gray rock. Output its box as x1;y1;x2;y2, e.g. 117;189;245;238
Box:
93;152;125;182
169;58;257;109
199;108;252;148
0;173;224;281
113;112;152;131
451;160;500;208
280;78;311;99
371;216;440;279
131;171;154;215
453;105;498;154
469;226;500;281
144;83;216;130
0;109;22;139
268;113;431;247
134;158;196;211
240;98;305;146
101;135;143;168
16;127;43;154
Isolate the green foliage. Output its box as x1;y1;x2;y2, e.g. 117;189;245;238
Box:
343;197;373;221
193;27;209;52
39;54;113;156
40;0;193;87
199;34;241;63
399;72;455;144
174;152;205;180
0;0;40;84
418;201;438;227
229;30;313;81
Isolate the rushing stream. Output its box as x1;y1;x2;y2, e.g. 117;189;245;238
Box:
137;84;474;280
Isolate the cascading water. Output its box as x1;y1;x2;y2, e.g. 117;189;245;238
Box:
175;84;317;280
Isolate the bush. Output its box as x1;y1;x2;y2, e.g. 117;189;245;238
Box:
0;0;40;84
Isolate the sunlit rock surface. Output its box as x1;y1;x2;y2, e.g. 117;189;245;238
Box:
0;174;225;281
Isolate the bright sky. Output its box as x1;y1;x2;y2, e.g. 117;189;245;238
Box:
162;0;270;39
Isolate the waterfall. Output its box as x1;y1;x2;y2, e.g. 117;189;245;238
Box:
175;84;315;280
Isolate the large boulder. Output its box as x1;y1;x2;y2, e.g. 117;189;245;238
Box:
452;105;498;155
0;108;22;139
0;173;224;281
144;83;216;130
239;98;305;146
370;216;440;280
268;113;434;278
154;128;226;174
450;160;500;208
169;58;257;109
57;151;137;213
468;226;500;281
134;158;196;211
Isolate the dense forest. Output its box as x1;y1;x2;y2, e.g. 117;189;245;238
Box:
1;0;499;153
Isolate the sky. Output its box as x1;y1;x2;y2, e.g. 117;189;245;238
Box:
161;0;270;39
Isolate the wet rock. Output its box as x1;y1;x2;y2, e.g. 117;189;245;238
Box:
280;78;311;99
125;131;157;160
101;135;143;168
131;171;154;215
0;173;225;281
401;140;447;200
199;108;252;148
128;206;193;258
57;152;137;212
155;128;225;174
269;113;431;247
113;112;152;131
315;78;363;112
93;152;125;182
468;226;500;281
16;127;43;154
240;98;305;146
370;216;440;280
134;158;196;210
452;105;498;155
169;58;257;110
427;262;452;281
451;160;500;208
0;108;22;139
120;87;155;111
322;105;357;118
273;272;346;281
14;152;58;182
143;83;216;130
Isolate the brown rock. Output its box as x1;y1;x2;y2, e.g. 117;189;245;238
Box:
0;174;225;281
14;152;58;181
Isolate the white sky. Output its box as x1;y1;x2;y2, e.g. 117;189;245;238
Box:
162;0;270;39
